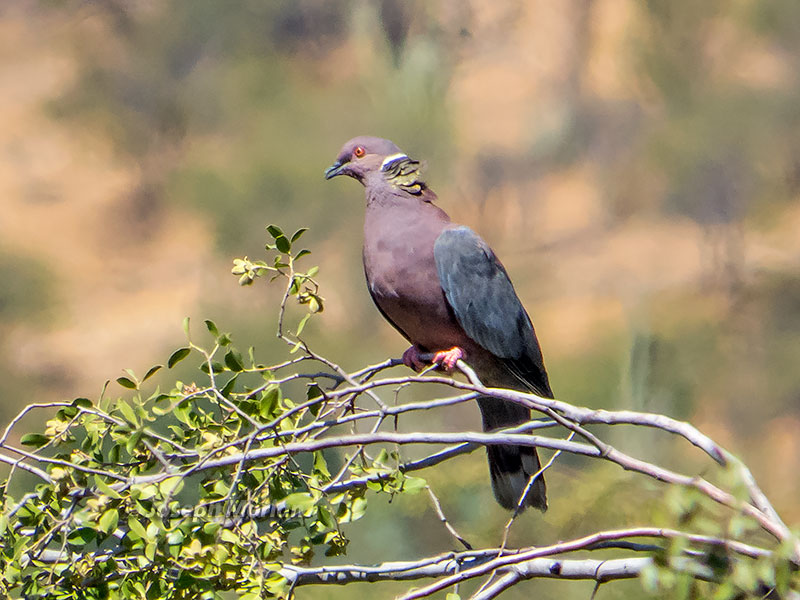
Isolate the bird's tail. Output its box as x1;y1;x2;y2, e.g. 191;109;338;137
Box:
477;396;547;512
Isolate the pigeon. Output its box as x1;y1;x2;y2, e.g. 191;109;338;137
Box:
325;136;552;511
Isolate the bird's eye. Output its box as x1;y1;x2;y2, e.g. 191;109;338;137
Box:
353;146;366;158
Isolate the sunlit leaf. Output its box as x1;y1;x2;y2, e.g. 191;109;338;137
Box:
296;313;311;336
159;476;183;497
94;475;121;500
284;492;316;514
117;400;138;426
99;509;119;534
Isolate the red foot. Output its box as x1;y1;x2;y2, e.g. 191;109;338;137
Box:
433;346;465;371
402;345;427;372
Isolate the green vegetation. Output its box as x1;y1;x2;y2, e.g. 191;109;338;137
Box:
1;228;797;599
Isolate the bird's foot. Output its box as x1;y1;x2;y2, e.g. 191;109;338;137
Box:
433;346;465;371
402;345;428;372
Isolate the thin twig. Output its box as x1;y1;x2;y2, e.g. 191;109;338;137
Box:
426;485;472;550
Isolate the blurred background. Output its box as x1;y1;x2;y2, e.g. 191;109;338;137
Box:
1;1;799;598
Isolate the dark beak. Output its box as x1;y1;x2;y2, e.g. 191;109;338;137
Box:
324;160;346;180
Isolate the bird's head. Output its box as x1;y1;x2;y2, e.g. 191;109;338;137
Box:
325;136;436;200
324;136;406;183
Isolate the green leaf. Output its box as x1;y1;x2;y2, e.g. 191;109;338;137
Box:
295;249;311;260
374;448;391;467
307;385;323;416
275;235;291;253
202;522;220;536
213;480;230;496
57;405;78;420
166;529;185;545
284;493;317;514
306;265;319;277
20;433;49;447
159;476;183;497
317;506;335;529
260;387;281;418
266;224;284;239
182;316;191;338
313;452;331;479
94;475;121;500
126;430;142;455
224;349;244;372
220;375;237;398
168;347;191;368
143;365;162;382
339;496;368;523
199;361;225;374
220;529;239;544
291;228;308;243
117;400;138;427
99;509;119;534
67;527;96;546
145;541;156;561
401;476;427;494
296;313;311;336
204;319;220;338
134;484;157;501
116;376;138;390
72;397;92;409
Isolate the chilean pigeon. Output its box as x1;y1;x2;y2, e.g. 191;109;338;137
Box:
325;136;552;511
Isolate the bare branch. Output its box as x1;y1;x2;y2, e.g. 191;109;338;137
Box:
396;527;770;599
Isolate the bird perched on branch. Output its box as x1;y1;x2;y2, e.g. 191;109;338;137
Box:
325;136;553;511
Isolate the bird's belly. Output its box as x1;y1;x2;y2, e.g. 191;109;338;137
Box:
368;273;465;352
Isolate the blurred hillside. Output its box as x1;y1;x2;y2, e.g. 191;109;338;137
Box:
1;1;799;598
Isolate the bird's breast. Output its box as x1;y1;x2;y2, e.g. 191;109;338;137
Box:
363;209;466;351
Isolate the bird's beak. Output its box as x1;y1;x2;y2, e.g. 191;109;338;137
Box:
324;161;346;180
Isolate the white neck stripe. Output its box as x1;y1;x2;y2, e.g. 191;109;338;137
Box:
381;153;408;169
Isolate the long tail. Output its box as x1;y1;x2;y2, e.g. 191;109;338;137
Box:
477;396;547;512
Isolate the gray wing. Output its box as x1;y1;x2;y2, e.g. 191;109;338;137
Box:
433;226;553;398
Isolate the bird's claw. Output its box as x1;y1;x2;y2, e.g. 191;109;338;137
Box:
402;346;428;372
433;346;465;371
403;345;465;372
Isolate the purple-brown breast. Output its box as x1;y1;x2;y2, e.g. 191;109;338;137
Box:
362;192;469;353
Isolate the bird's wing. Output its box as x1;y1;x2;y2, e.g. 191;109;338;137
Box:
433;226;553;398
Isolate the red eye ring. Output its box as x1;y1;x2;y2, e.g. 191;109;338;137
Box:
353;146;366;158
